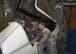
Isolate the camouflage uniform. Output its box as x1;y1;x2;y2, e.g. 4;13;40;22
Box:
41;27;57;54
36;27;51;54
39;27;51;46
34;30;48;54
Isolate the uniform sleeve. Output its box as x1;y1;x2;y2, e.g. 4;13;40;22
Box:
47;30;51;38
38;30;51;45
38;33;48;45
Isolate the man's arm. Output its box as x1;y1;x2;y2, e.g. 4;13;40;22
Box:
38;33;48;45
38;30;51;45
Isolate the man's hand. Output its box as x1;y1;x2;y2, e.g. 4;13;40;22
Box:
31;41;38;45
34;42;38;45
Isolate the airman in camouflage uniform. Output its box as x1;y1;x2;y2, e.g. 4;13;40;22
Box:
38;22;57;54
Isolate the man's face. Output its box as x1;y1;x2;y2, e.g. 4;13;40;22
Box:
26;27;31;32
39;24;44;30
